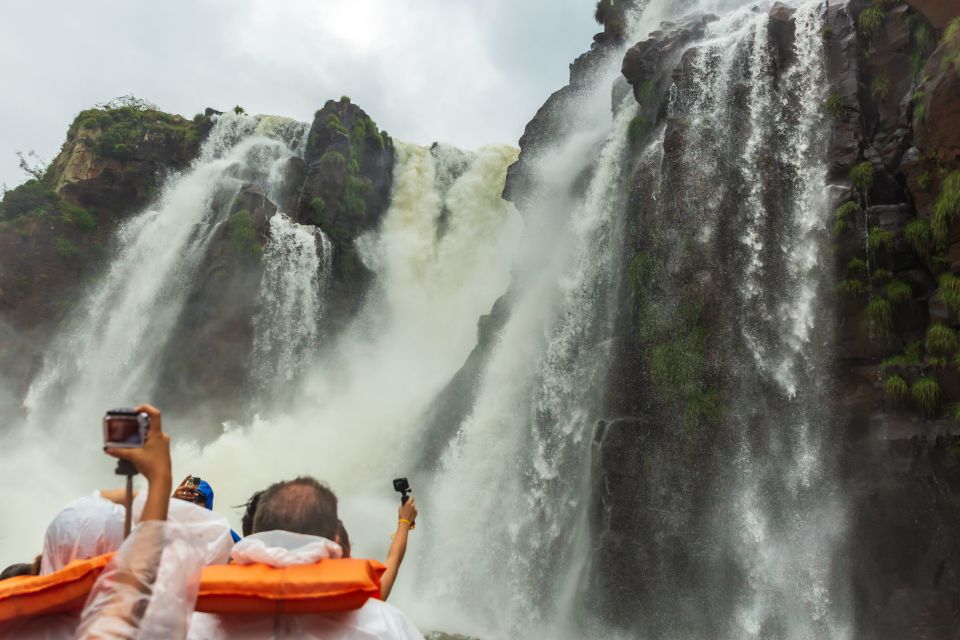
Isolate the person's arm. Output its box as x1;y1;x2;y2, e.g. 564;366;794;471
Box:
380;498;417;600
105;404;172;521
76;404;172;639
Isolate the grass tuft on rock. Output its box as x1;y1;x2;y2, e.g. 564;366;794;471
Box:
904;218;929;256
937;272;960;315
884;374;908;404
848;257;868;275
911;377;941;415
926;322;959;355
864;296;893;343
825;93;844;119
870;76;891;101
836;279;868;297
858;6;884;35
627;115;650;147
932;171;960;247
867;227;894;256
873;268;893;282
851;161;875;193
886;279;911;303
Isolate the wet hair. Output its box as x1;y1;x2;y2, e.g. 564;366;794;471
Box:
240;490;263;537
336;519;351;558
252;476;338;539
1;563;34;581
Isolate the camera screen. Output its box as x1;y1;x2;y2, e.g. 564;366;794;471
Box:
105;417;143;445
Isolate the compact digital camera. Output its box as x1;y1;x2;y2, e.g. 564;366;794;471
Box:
103;409;149;448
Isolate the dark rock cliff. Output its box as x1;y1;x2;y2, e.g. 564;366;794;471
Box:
587;1;960;637
0;98;394;419
0;107;209;400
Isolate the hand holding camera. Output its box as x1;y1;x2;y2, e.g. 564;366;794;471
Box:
103;404;172;523
172;475;205;505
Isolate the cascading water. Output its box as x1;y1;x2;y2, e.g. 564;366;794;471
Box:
0;112;307;560
252;214;333;392
0;1;858;638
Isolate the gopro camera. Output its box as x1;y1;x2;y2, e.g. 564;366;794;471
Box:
103;409;149;448
393;477;411;505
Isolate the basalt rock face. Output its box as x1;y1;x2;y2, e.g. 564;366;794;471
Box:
292;98;395;332
587;1;960;637
0;107;210;401
0;99;394;418
154;185;276;426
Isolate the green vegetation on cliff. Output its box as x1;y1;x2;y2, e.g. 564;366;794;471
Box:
226;209;262;263
71;106;200;161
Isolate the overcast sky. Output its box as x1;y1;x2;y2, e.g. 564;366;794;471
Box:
0;0;599;190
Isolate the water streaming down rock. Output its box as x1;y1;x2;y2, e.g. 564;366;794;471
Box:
0;113;308;559
252;214;333;392
22;113;306;424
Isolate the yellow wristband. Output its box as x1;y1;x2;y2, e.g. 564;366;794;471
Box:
399;518;413;527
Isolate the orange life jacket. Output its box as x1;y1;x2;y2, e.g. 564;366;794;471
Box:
0;555;385;623
0;553;114;623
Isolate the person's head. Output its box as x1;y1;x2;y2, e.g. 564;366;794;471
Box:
240;490;263;537
0;563;34;581
41;494;125;575
336;519;351;558
252;476;338;539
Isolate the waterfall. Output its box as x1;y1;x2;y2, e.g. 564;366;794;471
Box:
173;141;524;569
252;214;332;392
1;112;308;559
0;1;856;637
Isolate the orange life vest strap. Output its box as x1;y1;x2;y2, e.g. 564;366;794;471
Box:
196;558;386;614
0;553;114;623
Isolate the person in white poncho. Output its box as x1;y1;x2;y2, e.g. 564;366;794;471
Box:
189;476;425;640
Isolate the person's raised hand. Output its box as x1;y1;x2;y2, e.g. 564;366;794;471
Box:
105;404;171;484
399;497;417;527
172;475;198;503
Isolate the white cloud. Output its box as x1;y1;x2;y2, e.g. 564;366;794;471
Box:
0;0;599;190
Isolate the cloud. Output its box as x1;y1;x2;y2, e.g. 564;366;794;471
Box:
0;0;599;190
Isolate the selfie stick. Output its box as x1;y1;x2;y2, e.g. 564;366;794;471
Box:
115;460;138;538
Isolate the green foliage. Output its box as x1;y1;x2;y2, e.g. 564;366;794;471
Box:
848;257;868;275
904;218;929;256
836;279;868;297
926;322;958;355
835;200;859;221
943;18;960;72
60;203;96;232
916;171;931;191
650;326;707;402
873;268;893;281
864;296;893;343
884;374;908;404
627;115;650;147
627;251;655;293
0;179;58;219
820;27;833;40
912;90;927;122
226;209;261;262
911;377;941;415
637;80;655;103
832;218;848;237
886;279;911;303
937;272;960;315
683;390;723;428
932;254;951;271
914;22;932;50
823;92;841;119
233;105;246;115
342;175;369;217
74;106;200;161
867;227;894;256
932;171;960;246
319;150;347;172
870;76;891;101
881;340;923;371
53;236;79;259
326;115;348;135
858;7;884;35
851;161;875;193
